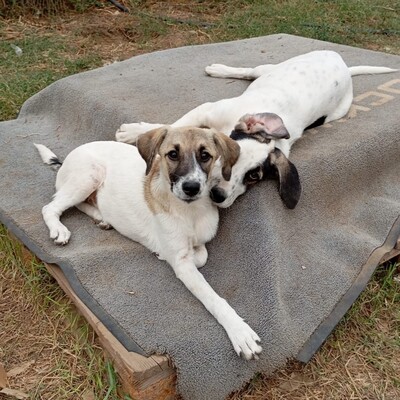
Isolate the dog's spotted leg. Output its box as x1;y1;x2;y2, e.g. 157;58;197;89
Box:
116;122;164;143
205;63;275;80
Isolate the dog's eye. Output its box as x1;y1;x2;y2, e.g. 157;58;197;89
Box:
249;172;259;180
245;168;262;184
200;151;211;162
167;150;179;161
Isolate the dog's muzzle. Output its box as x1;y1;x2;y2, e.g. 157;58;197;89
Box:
210;186;227;204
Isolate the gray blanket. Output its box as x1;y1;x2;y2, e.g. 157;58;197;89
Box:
1;34;399;400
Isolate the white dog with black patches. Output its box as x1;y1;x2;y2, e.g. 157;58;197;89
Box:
116;50;397;208
35;126;263;360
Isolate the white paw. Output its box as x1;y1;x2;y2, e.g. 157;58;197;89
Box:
194;245;208;268
205;64;230;77
227;319;262;360
115;122;156;143
50;225;71;245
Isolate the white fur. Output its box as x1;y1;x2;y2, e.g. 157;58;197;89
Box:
116;50;397;207
35;137;262;360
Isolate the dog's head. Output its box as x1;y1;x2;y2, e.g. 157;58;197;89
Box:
210;112;301;209
137;126;240;203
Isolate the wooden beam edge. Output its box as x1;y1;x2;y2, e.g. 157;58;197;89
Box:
45;263;176;394
379;238;400;265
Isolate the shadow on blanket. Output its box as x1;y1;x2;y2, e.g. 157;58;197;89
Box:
0;34;399;400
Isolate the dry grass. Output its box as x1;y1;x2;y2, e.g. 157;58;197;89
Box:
0;227;120;399
231;262;400;399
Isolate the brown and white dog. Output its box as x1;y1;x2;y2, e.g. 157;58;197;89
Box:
35;126;263;360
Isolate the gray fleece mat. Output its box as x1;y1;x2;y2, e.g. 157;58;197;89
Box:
1;34;400;400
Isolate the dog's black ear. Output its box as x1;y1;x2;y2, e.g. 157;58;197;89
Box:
266;148;301;209
235;113;290;142
136;127;168;175
213;131;240;181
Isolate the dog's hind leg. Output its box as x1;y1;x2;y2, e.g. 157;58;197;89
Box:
325;89;354;123
43;170;104;245
75;203;112;230
205;63;275;80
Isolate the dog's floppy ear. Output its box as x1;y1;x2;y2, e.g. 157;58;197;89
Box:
136;127;168;175
236;113;290;142
213;131;240;181
266;148;301;209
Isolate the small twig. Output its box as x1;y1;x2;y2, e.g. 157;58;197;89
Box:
107;0;129;13
373;6;398;12
16;133;42;139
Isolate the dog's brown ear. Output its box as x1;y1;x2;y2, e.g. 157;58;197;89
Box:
137;127;168;175
236;113;290;142
213;131;240;181
267;148;301;209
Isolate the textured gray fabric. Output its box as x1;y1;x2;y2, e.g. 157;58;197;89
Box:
1;34;399;400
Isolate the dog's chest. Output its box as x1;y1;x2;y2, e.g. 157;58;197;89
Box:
191;207;219;245
156;205;218;249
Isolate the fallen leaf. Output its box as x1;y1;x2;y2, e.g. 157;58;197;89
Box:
0;387;29;399
7;360;35;378
278;380;301;391
278;372;314;391
0;363;8;389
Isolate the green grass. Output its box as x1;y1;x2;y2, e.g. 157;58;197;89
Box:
214;0;400;48
0;36;102;120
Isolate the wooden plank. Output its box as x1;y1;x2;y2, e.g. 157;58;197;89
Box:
45;263;176;400
379;238;400;265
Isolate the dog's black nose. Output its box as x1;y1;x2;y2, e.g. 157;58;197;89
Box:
210;187;227;203
182;181;201;197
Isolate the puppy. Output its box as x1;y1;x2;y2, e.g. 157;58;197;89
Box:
35;126;263;360
116;50;397;208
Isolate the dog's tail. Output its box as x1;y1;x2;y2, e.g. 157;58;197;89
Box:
349;66;398;76
34;143;63;170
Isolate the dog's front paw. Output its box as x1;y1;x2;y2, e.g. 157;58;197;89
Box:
227;319;262;360
116;122;157;143
193;245;208;268
50;225;71;245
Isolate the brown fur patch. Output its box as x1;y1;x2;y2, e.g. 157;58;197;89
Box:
85;191;97;207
